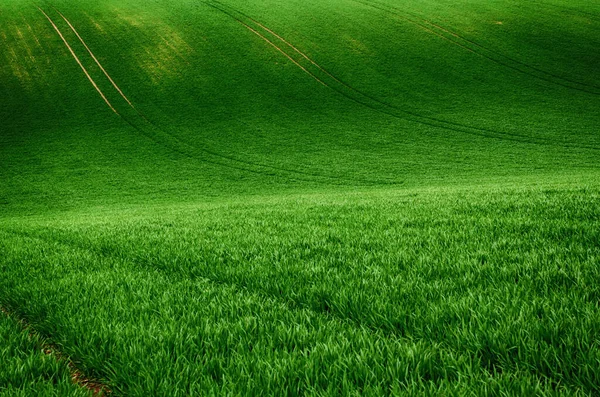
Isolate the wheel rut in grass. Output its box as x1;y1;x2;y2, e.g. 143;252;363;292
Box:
54;7;135;108
36;7;298;183
353;0;600;95
535;2;600;23
202;0;600;151
0;306;110;396
38;7;118;114
36;6;387;186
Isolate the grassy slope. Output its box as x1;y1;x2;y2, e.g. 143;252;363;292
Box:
1;0;599;394
1;0;598;213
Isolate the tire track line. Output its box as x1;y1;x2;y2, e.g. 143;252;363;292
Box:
39;8;290;182
203;2;514;143
53;8;136;109
90;5;391;184
240;12;353;85
44;8;371;185
355;0;600;95
417;14;600;92
124;99;384;185
129;118;375;185
201;1;326;88
241;22;327;86
259;0;600;148
114;114;329;184
203;2;474;131
37;7;118;114
38;9;239;175
208;0;342;86
116;104;382;185
59;9;381;184
203;1;457;139
203;1;600;150
231;4;487;126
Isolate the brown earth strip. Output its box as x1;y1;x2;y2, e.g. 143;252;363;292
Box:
0;306;110;396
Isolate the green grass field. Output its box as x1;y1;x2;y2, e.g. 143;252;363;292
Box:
1;0;599;395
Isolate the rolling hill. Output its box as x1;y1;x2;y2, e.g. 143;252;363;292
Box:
1;0;599;395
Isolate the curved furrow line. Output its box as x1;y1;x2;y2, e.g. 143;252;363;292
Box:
409;12;600;93
89;14;388;185
54;7;136;108
39;7;313;184
122;114;377;186
129;101;394;185
536;2;600;22
129;92;391;186
356;0;600;95
359;0;600;93
118;116;290;180
202;2;524;142
100;43;385;184
137;115;392;186
46;7;390;186
240;23;327;86
38;7;119;114
123;87;372;186
203;1;600;151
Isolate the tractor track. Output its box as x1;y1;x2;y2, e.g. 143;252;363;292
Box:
353;0;600;95
202;0;600;151
54;7;136;108
417;16;600;91
38;6;389;186
38;0;600;188
38;7;118;114
122;114;387;186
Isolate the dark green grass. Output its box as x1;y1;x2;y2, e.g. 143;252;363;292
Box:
1;0;599;213
1;0;599;394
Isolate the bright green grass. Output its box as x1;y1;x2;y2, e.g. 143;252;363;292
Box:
0;313;91;396
1;0;599;394
1;183;599;395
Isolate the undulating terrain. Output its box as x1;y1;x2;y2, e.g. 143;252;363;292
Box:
1;0;599;395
